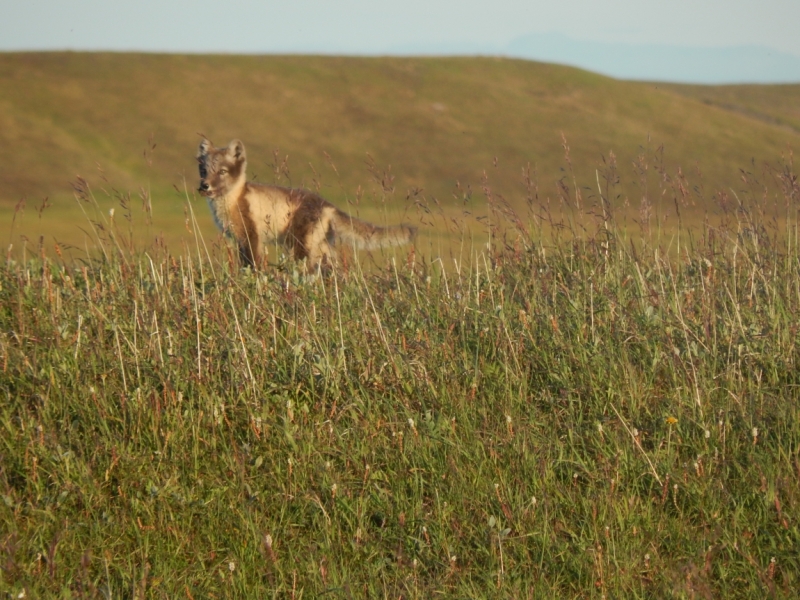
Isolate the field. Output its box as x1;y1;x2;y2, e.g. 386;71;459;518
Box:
2;154;800;597
1;53;800;598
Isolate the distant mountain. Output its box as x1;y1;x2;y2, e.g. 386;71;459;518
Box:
506;33;800;84
387;33;800;84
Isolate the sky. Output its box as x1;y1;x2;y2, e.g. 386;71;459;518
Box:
3;0;800;83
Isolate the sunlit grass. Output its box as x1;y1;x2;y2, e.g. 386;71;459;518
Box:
1;149;799;598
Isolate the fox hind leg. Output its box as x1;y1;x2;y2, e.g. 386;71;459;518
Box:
302;223;337;275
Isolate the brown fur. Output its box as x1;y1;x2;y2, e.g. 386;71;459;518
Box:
236;190;259;267
197;139;416;271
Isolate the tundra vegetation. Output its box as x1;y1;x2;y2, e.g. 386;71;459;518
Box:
1;141;799;599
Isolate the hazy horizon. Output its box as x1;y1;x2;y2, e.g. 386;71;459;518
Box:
3;0;800;84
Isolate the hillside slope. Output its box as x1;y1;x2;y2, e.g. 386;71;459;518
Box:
1;53;799;249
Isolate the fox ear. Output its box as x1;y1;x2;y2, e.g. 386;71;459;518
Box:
198;138;212;158
227;139;246;161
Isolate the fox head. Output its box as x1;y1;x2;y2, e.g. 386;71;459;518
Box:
197;139;247;197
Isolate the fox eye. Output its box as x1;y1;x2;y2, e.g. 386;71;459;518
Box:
219;168;228;175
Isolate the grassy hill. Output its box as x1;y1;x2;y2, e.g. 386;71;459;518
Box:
1;53;799;255
2;53;800;597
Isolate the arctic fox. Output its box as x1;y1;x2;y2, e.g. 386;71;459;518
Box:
197;139;416;271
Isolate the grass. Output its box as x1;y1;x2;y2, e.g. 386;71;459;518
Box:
2;53;800;252
1;145;799;598
662;83;800;134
